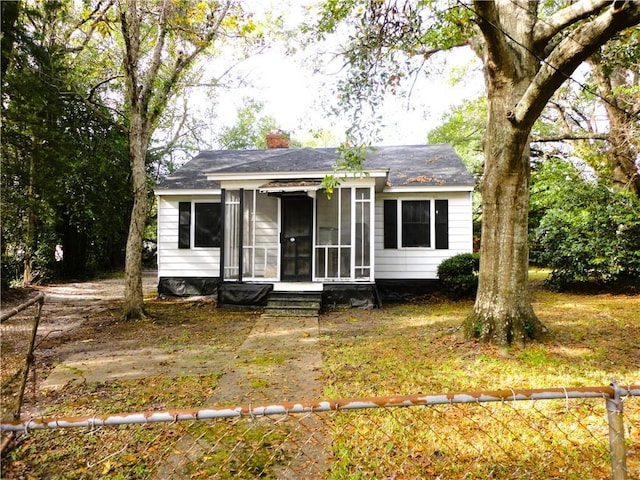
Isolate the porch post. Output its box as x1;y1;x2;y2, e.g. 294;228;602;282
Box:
238;188;244;282
219;189;225;280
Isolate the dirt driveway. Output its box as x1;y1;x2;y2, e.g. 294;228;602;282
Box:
1;272;323;418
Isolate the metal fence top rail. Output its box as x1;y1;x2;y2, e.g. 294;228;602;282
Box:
2;383;638;432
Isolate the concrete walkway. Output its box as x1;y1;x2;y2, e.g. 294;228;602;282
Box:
206;315;323;404
40;315;323;404
37;292;326;479
153;315;326;480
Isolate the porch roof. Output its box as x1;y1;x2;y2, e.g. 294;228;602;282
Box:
155;144;474;192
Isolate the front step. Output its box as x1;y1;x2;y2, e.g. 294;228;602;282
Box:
262;291;322;318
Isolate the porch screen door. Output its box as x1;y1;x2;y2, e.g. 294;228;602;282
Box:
281;196;313;281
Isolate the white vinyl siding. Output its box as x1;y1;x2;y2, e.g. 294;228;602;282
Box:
157;196;221;278
374;191;472;279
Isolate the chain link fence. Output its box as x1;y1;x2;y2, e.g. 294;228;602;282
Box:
2;384;638;479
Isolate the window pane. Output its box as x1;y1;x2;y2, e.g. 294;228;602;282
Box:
402;200;430;247
195;203;221;247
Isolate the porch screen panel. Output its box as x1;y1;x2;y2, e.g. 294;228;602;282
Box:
315;187;351;279
316;191;338;278
243;191;278;279
340;188;352;278
340;188;351;246
224;190;240;280
355;188;371;279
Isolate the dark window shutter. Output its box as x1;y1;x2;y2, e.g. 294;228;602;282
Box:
383;200;397;249
402;200;430;247
178;202;191;249
435;199;449;249
194;203;221;247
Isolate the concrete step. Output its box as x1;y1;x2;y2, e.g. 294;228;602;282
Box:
262;307;319;318
262;291;322;318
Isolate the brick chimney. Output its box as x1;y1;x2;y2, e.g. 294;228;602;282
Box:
266;131;290;149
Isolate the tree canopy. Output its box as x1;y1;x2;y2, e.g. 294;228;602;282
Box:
1;1;131;286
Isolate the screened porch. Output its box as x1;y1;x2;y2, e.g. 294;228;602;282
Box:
221;185;374;283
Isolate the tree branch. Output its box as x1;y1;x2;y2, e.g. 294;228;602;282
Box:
414;42;468;60
533;0;609;51
472;0;511;74
532;134;608;143
510;2;640;128
148;1;232;129
65;0;115;54
139;0;169;118
119;0;140;108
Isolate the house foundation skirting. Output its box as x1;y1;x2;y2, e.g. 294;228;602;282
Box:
158;277;440;307
158;277;222;298
375;279;440;302
218;283;273;306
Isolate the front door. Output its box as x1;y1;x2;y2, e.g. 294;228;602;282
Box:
281;196;313;281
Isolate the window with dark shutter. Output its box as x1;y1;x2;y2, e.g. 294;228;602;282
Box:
383;200;397;249
435;199;449;249
402;200;430;247
194;203;221;247
178;202;191;249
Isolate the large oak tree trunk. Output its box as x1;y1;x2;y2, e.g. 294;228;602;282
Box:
463;1;549;345
464;87;548;344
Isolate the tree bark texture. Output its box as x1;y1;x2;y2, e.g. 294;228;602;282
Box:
121;0;147;320
464;1;546;344
466;92;548;344
123;112;149;319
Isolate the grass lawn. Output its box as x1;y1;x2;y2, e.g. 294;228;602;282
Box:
320;285;640;479
2;280;638;479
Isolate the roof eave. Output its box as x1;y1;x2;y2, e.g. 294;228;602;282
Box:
155;188;222;196
204;169;389;182
383;184;475;193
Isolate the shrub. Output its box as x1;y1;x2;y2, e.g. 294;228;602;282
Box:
535;183;640;291
437;253;480;299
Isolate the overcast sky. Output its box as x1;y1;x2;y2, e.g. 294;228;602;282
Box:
190;1;485;149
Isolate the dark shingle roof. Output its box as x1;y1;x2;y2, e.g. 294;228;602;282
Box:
155;144;474;190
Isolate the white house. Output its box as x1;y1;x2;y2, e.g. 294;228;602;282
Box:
154;141;474;306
